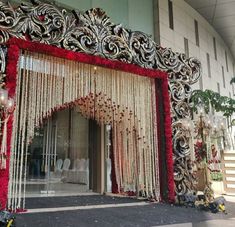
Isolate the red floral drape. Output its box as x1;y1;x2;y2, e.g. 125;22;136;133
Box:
0;38;174;209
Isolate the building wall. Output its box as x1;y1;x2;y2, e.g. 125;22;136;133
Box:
158;0;235;97
49;0;154;37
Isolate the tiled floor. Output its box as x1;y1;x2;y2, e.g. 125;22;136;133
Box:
26;181;89;197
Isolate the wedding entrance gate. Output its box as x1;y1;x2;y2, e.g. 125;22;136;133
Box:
5;39;168;210
0;1;201;211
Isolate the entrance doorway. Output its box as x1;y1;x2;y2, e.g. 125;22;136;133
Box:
26;107;111;197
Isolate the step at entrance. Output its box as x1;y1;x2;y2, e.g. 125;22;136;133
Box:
222;152;235;194
25;195;140;209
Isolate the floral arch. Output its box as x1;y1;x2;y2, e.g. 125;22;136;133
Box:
0;0;201;210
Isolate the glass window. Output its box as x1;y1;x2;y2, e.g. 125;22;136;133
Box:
194;20;199;47
184;38;189;58
222;66;225;88
225;51;229;72
168;0;174;30
217;82;220;94
199;76;203;90
213;37;217;60
207;53;211;78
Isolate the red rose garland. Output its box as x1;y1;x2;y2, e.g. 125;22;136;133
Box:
162;79;175;202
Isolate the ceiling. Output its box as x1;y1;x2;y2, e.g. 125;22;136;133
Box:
185;0;235;61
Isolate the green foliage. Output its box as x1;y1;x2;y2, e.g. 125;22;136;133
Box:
191;89;235;117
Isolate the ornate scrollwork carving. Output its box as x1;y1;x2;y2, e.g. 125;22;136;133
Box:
0;46;5;73
0;0;201;196
0;45;6;87
174;156;196;195
129;31;157;68
172;121;191;158
172;121;197;195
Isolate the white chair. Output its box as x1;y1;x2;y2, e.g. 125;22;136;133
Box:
51;159;63;179
61;158;71;181
78;159;86;171
55;159;63;171
73;159;80;170
62;158;71;171
65;158;89;185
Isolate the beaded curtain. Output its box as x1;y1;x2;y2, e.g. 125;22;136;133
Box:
8;51;159;210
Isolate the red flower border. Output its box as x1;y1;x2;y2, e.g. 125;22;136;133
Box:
0;37;174;209
162;79;175;202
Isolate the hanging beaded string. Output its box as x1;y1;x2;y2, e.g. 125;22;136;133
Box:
8;50;23;209
8;52;160;210
8;50;25;208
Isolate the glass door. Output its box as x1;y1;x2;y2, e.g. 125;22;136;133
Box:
26;108;91;196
